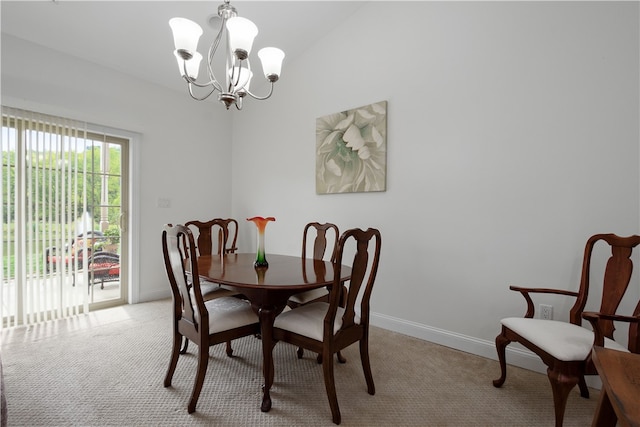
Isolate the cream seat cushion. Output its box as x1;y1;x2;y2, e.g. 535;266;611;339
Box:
501;317;629;361
193;297;258;334
186;272;238;300
288;288;329;305
198;280;238;300
274;302;360;341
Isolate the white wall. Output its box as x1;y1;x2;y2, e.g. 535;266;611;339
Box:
231;1;640;368
1;35;234;302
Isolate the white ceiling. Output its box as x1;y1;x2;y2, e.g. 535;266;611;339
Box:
1;1;365;94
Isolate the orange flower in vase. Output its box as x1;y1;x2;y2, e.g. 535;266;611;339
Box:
247;216;276;267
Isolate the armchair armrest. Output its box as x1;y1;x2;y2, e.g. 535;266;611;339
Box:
582;311;640;347
509;285;580;318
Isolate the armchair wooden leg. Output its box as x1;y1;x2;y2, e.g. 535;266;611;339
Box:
188;346;209;414
547;367;579;427
164;332;182;387
225;340;233;357
578;375;589;398
493;332;510;387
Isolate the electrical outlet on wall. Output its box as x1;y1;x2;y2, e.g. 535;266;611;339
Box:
157;197;171;208
540;304;553;320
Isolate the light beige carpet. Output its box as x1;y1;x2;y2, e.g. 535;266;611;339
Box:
0;300;598;426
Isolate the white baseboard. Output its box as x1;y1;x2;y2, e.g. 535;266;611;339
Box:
370;311;545;373
370;311;602;389
139;288;172;303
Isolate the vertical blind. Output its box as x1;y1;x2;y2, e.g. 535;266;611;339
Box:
1;106;92;328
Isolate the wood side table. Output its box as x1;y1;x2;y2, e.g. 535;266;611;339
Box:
591;346;640;427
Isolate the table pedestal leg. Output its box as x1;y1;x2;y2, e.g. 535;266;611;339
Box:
258;306;277;412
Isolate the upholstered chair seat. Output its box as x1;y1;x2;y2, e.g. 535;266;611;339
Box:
196;280;238;300
195;297;257;333
500;317;628;361
275;302;361;341
288;288;331;306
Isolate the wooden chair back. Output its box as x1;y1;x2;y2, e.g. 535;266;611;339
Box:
162;224;207;336
571;234;640;342
629;301;640;354
302;222;339;261
329;227;382;335
185;218;238;256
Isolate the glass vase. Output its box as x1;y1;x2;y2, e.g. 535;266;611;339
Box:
247;216;276;268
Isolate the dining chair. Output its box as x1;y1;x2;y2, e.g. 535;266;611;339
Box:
287;222;341;360
288;222;339;308
162;224;260;414
493;233;640;427
273;227;382;425
186;218;238;256
181;218;242;354
184;218;241;300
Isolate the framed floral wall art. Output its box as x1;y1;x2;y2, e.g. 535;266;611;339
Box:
316;100;387;194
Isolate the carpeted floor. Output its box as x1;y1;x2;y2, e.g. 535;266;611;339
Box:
0;299;599;426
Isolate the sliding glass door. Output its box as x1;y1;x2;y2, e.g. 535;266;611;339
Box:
1;107;129;328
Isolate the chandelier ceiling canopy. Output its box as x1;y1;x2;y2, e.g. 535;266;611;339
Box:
169;0;285;110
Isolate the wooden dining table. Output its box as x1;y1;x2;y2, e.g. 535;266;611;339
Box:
196;253;351;412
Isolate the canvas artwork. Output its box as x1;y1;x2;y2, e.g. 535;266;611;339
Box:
315;100;387;194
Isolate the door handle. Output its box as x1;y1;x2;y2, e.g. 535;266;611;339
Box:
119;211;127;232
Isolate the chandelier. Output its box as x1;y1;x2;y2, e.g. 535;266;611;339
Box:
169;0;285;110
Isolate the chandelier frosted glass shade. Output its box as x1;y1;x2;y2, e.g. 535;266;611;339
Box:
168;0;285;110
258;47;285;82
229;66;252;93
226;17;258;59
174;50;202;79
169;18;203;59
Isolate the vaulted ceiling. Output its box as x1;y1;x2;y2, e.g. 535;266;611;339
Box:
1;1;365;94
